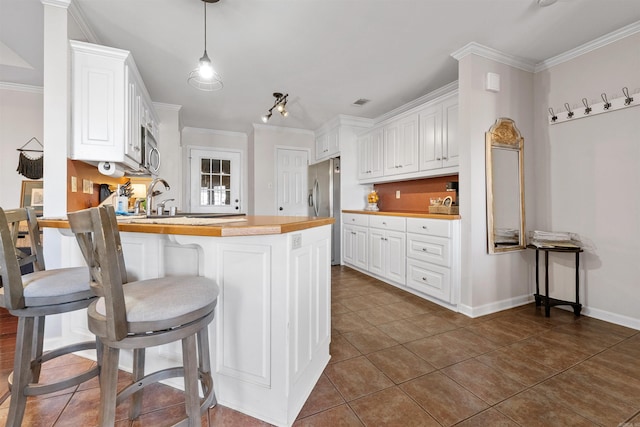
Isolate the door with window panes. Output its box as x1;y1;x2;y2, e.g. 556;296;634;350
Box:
190;149;241;213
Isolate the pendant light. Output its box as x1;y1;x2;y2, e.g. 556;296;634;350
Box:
188;0;223;91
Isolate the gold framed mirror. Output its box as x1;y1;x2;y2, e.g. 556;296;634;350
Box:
486;118;525;253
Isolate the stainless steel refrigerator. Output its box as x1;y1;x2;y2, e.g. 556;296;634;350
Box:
308;157;341;265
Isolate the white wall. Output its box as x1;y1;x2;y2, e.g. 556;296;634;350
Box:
457;54;535;316
251;124;314;215
0;85;43;209
155;103;183;210
181;126;249;212
532;32;640;327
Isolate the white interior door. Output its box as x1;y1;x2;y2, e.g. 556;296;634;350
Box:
276;148;308;216
190;148;241;213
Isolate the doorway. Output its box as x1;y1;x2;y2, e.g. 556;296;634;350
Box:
189;148;241;214
276;148;308;216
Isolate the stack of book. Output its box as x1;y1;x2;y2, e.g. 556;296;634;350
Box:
529;230;580;248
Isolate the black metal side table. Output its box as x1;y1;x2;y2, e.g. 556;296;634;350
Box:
527;244;584;317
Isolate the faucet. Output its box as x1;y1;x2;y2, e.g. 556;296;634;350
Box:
146;178;170;216
157;198;175;216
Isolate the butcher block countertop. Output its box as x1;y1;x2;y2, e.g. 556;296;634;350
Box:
342;210;460;220
39;215;335;237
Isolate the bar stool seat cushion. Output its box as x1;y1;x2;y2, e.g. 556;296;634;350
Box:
92;275;218;335
0;266;91;308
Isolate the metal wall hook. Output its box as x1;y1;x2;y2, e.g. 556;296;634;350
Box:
582;98;592;115
622;87;633;106
564;102;574;118
548;108;558;122
601;93;611;110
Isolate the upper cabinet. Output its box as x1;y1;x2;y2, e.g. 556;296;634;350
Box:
419;95;458;171
70;40;159;173
383;113;419;176
314;126;340;161
357;90;458;183
357;128;384;180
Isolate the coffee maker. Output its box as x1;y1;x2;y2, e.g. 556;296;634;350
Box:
446;181;459;206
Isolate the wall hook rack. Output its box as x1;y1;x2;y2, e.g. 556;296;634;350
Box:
549;86;639;125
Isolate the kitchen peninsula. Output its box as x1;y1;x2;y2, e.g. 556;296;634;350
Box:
39;215;334;427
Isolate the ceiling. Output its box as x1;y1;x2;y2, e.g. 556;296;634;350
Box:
2;0;640;134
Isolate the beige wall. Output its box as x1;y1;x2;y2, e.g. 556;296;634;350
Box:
532;33;640;325
251;125;314;215
0;85;44;210
457;55;535;315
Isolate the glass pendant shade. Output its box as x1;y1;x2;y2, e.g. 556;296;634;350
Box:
188;1;223;91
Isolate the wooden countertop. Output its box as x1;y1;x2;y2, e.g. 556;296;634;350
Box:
39;215;335;237
342;210;461;220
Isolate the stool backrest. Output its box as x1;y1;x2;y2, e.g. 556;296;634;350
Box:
0;207;44;310
68;205;129;341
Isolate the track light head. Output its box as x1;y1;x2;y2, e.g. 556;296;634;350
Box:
260;92;290;123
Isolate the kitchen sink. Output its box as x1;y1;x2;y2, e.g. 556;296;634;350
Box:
145;212;246;219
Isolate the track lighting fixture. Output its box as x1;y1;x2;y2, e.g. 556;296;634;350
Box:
261;92;289;123
187;0;223;91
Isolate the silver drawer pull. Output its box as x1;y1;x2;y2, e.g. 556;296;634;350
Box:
422;226;428;229
382;222;387;225
422;277;428;282
421;248;427;252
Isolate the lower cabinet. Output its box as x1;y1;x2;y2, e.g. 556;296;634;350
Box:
342;213;460;307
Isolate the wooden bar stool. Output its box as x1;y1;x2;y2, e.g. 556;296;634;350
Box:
68;205;218;427
0;207;99;427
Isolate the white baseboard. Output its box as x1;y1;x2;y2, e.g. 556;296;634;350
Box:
458;294;534;318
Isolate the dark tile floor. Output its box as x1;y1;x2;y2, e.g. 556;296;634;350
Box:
2;265;640;426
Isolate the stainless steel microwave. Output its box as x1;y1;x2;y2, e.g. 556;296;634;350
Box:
141;127;160;174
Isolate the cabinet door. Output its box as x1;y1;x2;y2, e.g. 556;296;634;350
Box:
343;226;356;265
397;114;419;173
368;228;385;277
124;67;142;164
418;104;442;171
315;133;329;160
353;226;369;270
357;133;371;180
327;128;339;157
357;129;384;180
383;122;400;175
442;97;459;168
386;230;406;284
71;49;125;162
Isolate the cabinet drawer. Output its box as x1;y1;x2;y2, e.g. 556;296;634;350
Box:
407;234;450;267
369;215;406;232
406;259;451;302
407;218;451;238
343;213;369;227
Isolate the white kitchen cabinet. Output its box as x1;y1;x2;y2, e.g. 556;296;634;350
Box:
342;213;369;270
419;95;458;171
315;127;339;161
357;128;384;180
367;216;406;285
383;113;419;176
70;40;158;172
342;212;460;308
406;217;459;304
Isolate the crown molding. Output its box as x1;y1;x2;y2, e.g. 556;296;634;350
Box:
535;20;640;72
41;0;71;9
451;42;536;72
315;115;374;134
252;123;315;136
0;82;44;94
68;0;100;44
376;81;459;124
183;126;248;139
153;102;182;112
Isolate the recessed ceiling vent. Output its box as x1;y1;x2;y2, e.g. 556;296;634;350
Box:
352;98;371;107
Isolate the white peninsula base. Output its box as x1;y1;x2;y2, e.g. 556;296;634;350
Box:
51;223;332;427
